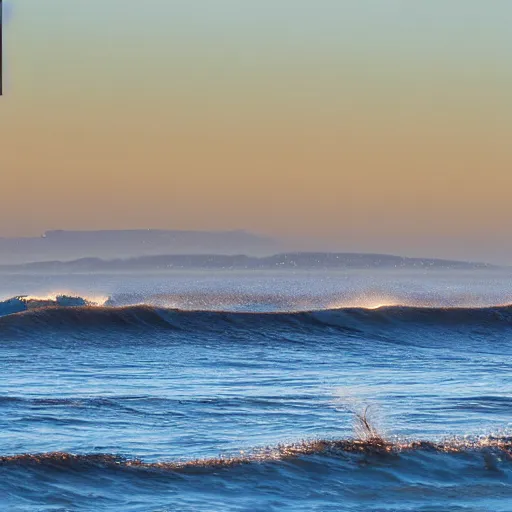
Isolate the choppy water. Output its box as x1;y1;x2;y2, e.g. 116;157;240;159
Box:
0;269;511;511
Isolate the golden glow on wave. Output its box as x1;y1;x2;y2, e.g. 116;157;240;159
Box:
1;436;510;471
326;295;403;311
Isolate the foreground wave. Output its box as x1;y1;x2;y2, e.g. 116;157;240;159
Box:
2;435;511;472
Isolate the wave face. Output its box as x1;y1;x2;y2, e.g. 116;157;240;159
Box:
1;300;512;340
1;272;512;510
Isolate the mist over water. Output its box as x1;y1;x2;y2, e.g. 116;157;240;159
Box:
2;267;512;310
1;268;511;510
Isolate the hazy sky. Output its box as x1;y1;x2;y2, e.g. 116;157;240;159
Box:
1;1;511;261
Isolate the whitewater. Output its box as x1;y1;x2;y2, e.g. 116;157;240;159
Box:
0;269;511;511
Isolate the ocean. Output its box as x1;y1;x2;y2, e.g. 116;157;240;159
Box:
0;269;511;511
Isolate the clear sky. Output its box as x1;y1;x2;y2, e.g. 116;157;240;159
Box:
1;1;511;261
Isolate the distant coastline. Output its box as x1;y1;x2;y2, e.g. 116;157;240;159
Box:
0;252;499;274
0;230;503;270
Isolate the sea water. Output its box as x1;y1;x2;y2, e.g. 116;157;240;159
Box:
0;269;511;511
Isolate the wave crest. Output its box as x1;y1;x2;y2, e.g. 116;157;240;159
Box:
1;435;511;473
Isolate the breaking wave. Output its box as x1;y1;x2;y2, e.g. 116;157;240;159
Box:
0;295;512;337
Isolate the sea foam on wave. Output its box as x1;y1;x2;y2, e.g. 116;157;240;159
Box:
0;295;95;317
